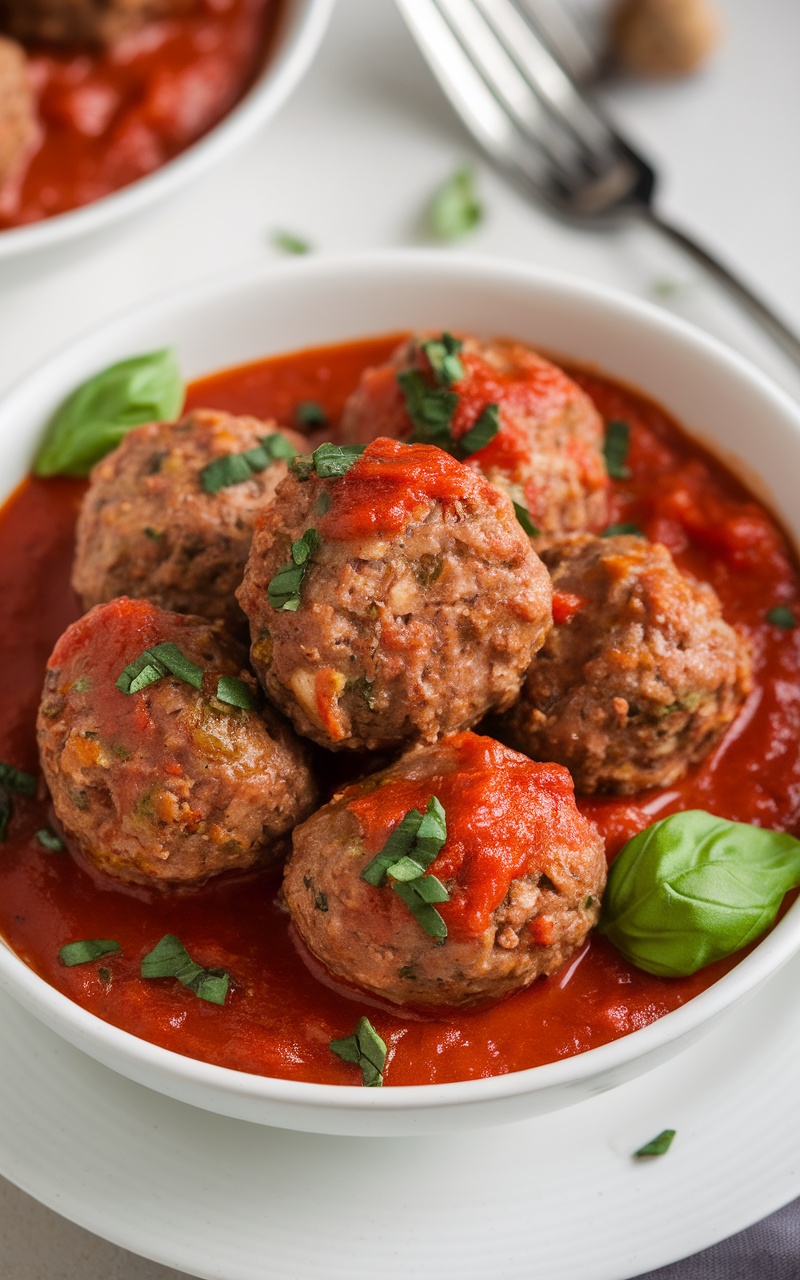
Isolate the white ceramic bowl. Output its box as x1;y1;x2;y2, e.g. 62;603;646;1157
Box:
0;0;334;262
1;252;799;1137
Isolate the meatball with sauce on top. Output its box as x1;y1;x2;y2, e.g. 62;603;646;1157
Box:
497;533;752;794
0;0;196;46
73;409;303;634
0;36;35;188
37;596;316;888
285;731;606;1009
340;332;609;538
237;436;553;752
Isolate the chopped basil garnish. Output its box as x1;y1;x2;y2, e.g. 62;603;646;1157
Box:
329;1016;387;1087
34;349;184;478
144;526;164;540
309;442;366;478
766;605;797;629
397;370;459;450
0;761;36;842
215;675;256;710
60;939;121;967
430;165;483;241
420;333;465;386
603;419;631;480
513;501;540;537
200;433;297;494
599;810;800;977
361;797;450;940
140;934;230;1005
460;403;500;456
635;1129;676;1158
273;230;312;255
116;641;204;695
36;828;65;852
267;528;322;612
601;522;643;538
295;401;328;428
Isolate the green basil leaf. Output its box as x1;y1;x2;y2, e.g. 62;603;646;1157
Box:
397;369;459;450
513;501;540;537
140;933;230;1005
601;523;643;538
429;166;483;241
215;675;256;710
295;401;328;428
420;334;465;386
311;442;366;478
598;810;800;977
459;403;500;456
34;349;184;478
392;879;449;939
360;807;425;887
360;797;446;887
0;795;10;843
267;528;321;611
0;762;36;796
329;1015;387;1087
36;828;65;852
60;939;121;967
634;1129;676;1158
116;642;203;695
603;419;632;480
766;605;797;629
273;230;312;255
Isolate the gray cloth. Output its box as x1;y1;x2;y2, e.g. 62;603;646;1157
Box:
637;1199;800;1278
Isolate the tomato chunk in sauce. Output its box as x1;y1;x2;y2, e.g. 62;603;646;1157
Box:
0;335;799;1087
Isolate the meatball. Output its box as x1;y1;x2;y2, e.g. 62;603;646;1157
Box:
73;409;303;633
37;596;316;888
285;732;606;1008
0;0;195;46
611;0;720;78
0;36;35;187
498;534;752;794
237;436;553;752
340;333;609;538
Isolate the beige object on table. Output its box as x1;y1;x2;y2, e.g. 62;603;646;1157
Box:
612;0;721;77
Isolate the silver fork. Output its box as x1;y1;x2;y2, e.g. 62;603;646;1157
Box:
395;0;800;367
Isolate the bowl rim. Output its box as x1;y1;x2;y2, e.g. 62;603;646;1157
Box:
0;0;336;260
2;248;800;1116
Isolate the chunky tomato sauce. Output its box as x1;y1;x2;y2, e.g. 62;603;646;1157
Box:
0;0;282;230
1;335;799;1086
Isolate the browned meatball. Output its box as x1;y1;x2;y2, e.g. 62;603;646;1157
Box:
73;409;303;634
497;534;752;794
237;437;553;752
0;36;35;187
0;0;195;46
340;333;609;538
285;731;606;1008
37;596;316;888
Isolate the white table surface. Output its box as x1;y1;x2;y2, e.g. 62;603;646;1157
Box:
0;0;799;1275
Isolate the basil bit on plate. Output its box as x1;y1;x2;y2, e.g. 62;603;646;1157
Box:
60;939;121;967
429;165;483;242
634;1129;676;1158
329;1015;388;1087
34;349;184;478
116;641;204;696
272;230;312;255
603;419;632;480
766;605;797;629
267;528;322;612
140;934;230;1005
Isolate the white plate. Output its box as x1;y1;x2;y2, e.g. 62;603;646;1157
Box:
1;949;799;1280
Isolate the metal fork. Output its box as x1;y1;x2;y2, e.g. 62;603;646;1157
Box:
395;0;800;367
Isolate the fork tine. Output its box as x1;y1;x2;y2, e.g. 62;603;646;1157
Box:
515;0;599;84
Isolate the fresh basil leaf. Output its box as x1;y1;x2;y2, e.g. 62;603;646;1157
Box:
267;528;322;611
598;810;800;977
34;349;184;478
420;334;465;386
116;642;203;695
513;501;540;537
216;675;256;710
392;878;449;939
603;419;631;480
273;230;312;255
0;762;36;796
397;369;458;450
360;807;425;887
140;933;230;1005
0;795;10;843
329;1015;387;1087
601;523;643;538
295;401;328;428
36;828;65;852
60;939;121;967
766;606;797;629
429;166;483;241
201;433;297;494
460;403;500;456
311;442;366;478
634;1129;676;1158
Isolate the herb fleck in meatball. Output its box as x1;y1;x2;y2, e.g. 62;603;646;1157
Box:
0;0;196;46
237;437;553;751
37;597;316;888
284;732;606;1008
0;37;35;187
73;409;303;633
498;534;752;794
340;333;609;538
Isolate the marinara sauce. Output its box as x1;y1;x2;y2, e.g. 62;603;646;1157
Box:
0;0;281;230
0;334;799;1087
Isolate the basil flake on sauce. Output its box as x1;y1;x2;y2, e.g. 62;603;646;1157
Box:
601;523;643;538
36;828;65;852
295;401;328;428
60;939;121;967
140;934;230;1005
0;761;36;842
766;605;797;629
329;1016;387;1087
603;419;632;480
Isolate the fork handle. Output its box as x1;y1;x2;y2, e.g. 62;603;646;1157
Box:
638;207;800;368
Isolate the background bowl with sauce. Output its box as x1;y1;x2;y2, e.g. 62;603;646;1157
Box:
0;0;334;263
1;251;800;1136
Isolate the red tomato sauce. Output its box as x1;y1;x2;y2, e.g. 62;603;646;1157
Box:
0;0;282;230
1;335;799;1087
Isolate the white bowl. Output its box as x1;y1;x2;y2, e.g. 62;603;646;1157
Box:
1;252;799;1136
0;0;334;262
